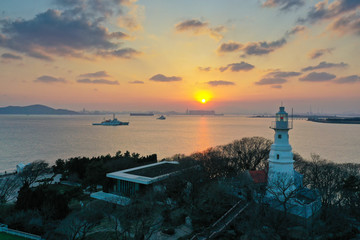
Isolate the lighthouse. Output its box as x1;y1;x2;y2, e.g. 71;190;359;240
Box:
266;106;296;197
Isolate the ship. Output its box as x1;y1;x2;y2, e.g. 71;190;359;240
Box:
157;115;166;120
130;112;154;116
186;110;224;116
93;114;129;126
308;117;360;124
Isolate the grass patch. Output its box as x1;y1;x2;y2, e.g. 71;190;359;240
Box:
0;232;29;240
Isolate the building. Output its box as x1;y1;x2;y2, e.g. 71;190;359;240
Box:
251;106;321;218
91;161;183;205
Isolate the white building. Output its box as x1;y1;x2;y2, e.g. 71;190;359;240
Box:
264;106;321;218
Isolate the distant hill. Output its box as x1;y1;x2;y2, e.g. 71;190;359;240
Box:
0;104;79;115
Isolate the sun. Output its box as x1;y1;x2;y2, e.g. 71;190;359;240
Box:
195;90;212;104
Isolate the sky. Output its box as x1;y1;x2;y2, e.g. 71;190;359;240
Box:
0;0;359;114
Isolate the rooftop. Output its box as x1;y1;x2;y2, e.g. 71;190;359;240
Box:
106;161;180;185
249;170;268;184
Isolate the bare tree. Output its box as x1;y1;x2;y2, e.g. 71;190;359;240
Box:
19;160;49;186
221;137;272;171
57;207;103;240
0;174;21;204
266;173;298;218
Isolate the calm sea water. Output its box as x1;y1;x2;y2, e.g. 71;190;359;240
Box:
0;115;359;172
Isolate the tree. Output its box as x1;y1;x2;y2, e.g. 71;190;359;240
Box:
192;137;272;179
0;174;21;204
57;207;103;240
221;137;272;171
266;173;298;218
19;160;49;186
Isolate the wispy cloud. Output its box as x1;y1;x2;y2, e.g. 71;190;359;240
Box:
242;38;287;56
285;25;306;36
334;75;360;84
217;24;304;57
129;80;144;84
35;75;66;83
262;0;305;11
255;78;287;85
79;71;110;78
206;80;235;87
299;72;336;82
77;79;119;85
97;48;141;59
217;42;242;54
302;61;348;72
330;13;360;35
255;70;301;87
175;19;225;40
198;67;212;72
298;0;360;24
219;62;254;72
266;71;302;78
308;48;334;59
1;53;22;60
149;74;182;82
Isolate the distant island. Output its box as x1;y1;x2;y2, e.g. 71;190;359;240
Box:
0;104;79;115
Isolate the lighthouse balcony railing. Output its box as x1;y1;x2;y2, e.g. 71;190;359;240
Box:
270;121;293;129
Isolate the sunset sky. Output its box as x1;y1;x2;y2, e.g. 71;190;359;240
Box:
0;0;359;114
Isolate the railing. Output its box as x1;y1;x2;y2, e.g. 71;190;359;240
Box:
0;223;44;240
270;121;293;129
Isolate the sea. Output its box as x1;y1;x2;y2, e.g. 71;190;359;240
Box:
1;114;359;172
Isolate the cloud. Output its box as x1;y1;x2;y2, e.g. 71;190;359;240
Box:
217;42;243;53
330;13;360;35
262;0;305;11
175;19;225;40
149;74;182;82
109;31;130;39
285;25;306;36
219;62;254;72
255;78;287;85
242;38;287;56
0;8;138;60
79;71;110;78
77;78;119;85
206;80;235;87
217;25;303;57
175;19;207;32
98;48;141;59
308;48;334;59
299;72;336;82
1;53;22;60
334;75;360;84
54;0;128;19
35;75;66;83
129;80;144;84
266;71;302;78
198;67;211;72
298;0;360;24
301;61;348;72
256;70;301;87
117;3;145;31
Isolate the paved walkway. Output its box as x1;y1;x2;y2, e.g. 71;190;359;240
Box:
191;201;249;240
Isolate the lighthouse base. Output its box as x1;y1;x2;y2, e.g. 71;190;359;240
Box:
263;187;322;219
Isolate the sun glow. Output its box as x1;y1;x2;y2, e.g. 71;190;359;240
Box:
195;90;212;104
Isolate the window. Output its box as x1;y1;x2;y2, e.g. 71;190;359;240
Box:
278;134;282;139
277;154;280;159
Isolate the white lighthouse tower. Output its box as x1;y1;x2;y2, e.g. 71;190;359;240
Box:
266;106;296;197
